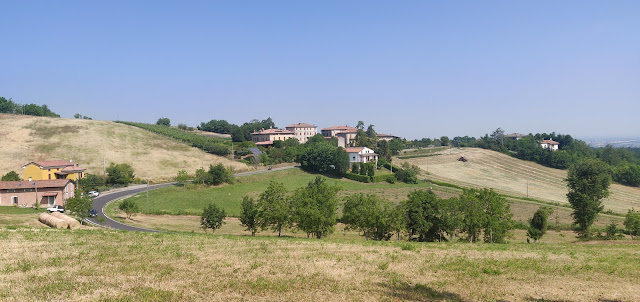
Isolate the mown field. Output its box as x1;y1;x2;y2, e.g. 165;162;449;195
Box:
0;229;638;301
396;148;640;214
111;168;623;235
0;114;248;181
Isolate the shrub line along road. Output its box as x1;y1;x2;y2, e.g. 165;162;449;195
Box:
88;165;299;232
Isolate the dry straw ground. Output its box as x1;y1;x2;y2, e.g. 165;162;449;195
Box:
0;114;248;181
397;148;640;214
0;229;638;302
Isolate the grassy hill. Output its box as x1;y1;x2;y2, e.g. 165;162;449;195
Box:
0;114;249;181
396;147;640;214
1;229;638;301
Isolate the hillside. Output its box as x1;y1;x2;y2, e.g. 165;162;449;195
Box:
0;114;249;181
396;148;640;214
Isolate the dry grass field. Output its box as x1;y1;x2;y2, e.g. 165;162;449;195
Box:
1;229;638;301
0;114;249;181
396;148;640;214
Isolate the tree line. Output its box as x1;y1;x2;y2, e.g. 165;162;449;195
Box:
0;96;60;117
221;177;516;242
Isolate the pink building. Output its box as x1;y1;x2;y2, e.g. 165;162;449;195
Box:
251;128;295;146
0;179;75;207
285;123;317;143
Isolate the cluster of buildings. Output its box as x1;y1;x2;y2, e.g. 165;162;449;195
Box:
251;123;400;166
0;160;85;207
251;123;399;148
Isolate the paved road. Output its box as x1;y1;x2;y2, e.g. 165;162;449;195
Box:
89;165;299;232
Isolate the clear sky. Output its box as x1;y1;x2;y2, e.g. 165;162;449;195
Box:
1;1;638;139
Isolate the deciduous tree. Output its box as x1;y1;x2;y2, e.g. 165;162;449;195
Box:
257;181;290;237
201;203;226;233
240;196;260;236
291;177;339;239
566;159;611;238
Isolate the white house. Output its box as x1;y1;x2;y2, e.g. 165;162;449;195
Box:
540;139;559;151
345;147;378;166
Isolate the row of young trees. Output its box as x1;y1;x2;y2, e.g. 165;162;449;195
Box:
238;177;339;238
0;97;60;117
233;177;515;242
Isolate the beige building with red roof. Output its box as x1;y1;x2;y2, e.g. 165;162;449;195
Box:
0;179;75;207
251;128;295;146
285;123;318;143
22;160;86;181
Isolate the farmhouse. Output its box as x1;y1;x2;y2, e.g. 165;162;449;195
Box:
251;128;295;146
376;133;399;141
505;133;526;140
345;147;378;166
22;160;86;181
540;139;559;151
321;125;357;137
285;123;317;143
0;179;75;207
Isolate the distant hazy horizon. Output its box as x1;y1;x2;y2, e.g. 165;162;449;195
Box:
1;1;638;140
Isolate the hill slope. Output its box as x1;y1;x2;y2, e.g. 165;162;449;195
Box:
0;114;249;181
396;148;640;214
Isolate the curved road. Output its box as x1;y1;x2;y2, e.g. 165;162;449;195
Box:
88;165;298;232
86;183;175;232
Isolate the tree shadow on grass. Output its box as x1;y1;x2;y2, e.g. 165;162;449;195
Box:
379;282;468;301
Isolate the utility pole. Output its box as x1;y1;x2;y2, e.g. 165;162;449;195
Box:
103;155;106;178
146;180;149;214
526;179;529;198
34;181;38;208
231;142;234;161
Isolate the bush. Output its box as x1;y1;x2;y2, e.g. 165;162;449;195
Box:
371;174;396;183
206;164;235;185
78;174;106;191
1;171;21;181
106;163;135;185
156;118;171;127
344;172;370;183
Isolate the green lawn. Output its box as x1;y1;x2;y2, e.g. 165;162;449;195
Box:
117;168;433;216
0;207;46;215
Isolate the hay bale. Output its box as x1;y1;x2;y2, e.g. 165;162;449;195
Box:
50;212;81;229
38;213;69;229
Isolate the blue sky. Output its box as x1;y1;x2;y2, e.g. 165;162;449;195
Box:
1;1;638;139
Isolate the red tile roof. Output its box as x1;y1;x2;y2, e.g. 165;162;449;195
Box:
255;141;274;146
321;125;357;131
252;129;294;135
0;179;71;190
24;160;75;168
540;139;559;145
376;133;397;138
285;123;317;128
60;166;86;172
344;147;365;153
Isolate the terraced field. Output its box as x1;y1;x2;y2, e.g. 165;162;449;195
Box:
397;148;640;214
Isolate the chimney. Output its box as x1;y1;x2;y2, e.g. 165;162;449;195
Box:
29;177;32;182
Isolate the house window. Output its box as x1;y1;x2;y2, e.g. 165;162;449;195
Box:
48;174;51;180
8;189;15;193
11;196;18;205
24;189;33;192
48;196;55;206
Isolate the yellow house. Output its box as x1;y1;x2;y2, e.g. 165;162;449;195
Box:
22;160;86;181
